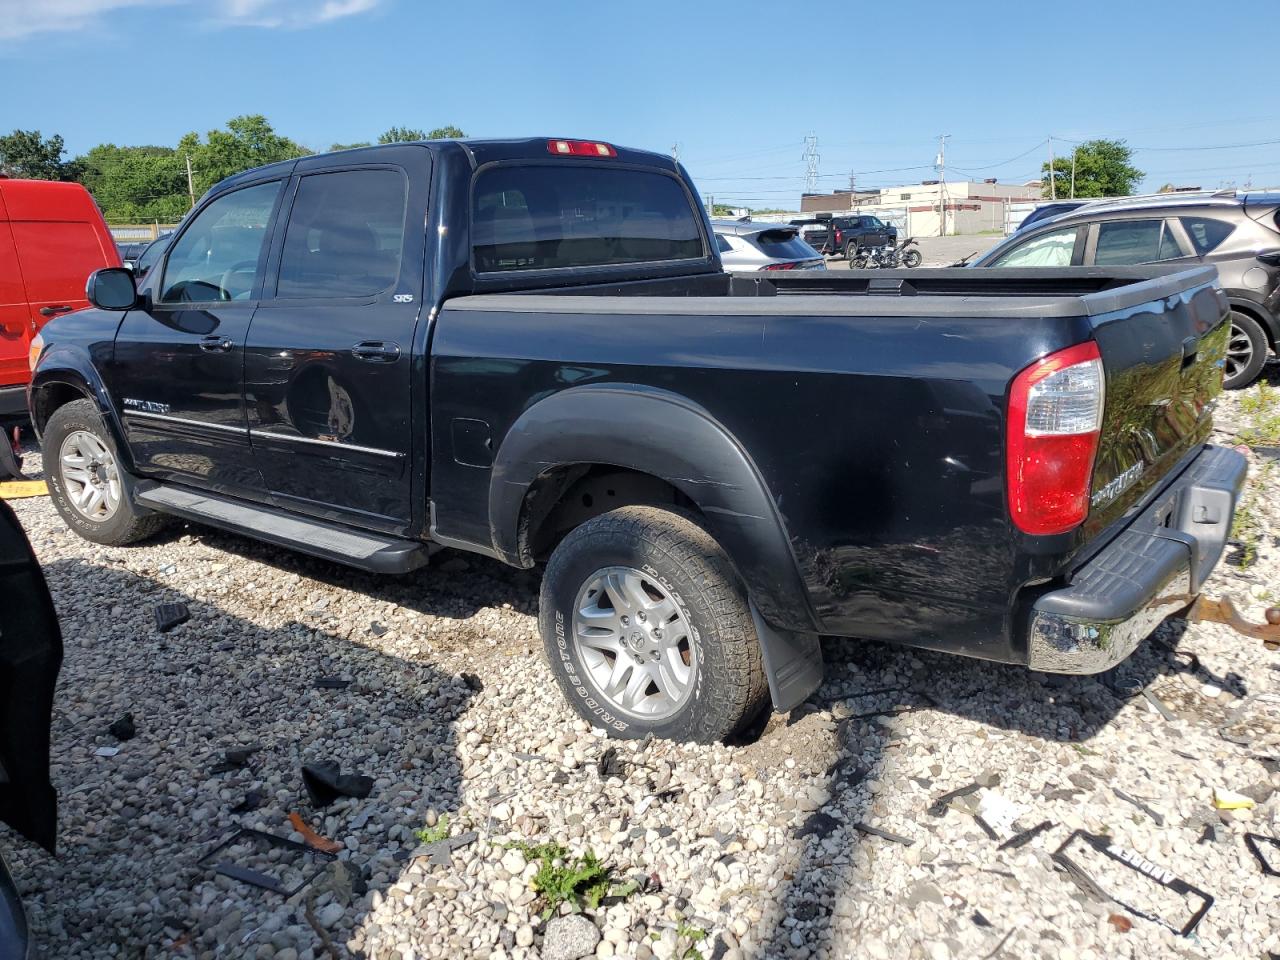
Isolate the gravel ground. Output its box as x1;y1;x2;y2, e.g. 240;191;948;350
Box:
5;375;1280;960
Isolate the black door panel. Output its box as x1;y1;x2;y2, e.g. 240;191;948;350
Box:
245;156;430;534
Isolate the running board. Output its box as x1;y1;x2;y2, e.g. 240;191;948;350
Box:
134;482;429;574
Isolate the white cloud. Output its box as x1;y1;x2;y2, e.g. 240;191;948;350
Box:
0;0;381;40
0;0;167;41
212;0;381;28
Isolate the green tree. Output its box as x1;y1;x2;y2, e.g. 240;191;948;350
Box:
0;129;81;180
378;126;426;143
1042;139;1143;199
378;125;466;143
76;144;189;222
178;115;310;196
328;141;373;152
711;204;739;217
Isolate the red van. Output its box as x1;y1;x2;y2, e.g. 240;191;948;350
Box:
0;177;120;474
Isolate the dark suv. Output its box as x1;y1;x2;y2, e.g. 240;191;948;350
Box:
792;215;897;259
974;190;1280;389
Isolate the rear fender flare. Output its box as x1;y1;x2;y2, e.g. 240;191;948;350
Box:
1224;295;1279;349
488;383;819;636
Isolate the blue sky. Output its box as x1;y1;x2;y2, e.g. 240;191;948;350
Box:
2;0;1277;209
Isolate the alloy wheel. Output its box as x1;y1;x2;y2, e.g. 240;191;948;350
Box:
59;430;121;522
1225;322;1254;383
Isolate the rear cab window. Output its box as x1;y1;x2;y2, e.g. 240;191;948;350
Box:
471;165;706;273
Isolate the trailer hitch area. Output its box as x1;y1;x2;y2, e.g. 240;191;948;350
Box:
1184;595;1280;651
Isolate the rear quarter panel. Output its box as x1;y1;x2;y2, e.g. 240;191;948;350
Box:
430;301;1094;661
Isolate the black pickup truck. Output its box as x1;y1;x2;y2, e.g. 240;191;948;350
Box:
792;214;897;258
29;137;1245;742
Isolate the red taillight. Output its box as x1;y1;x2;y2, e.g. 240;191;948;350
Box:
1006;341;1105;535
834;229;843;244
547;139;617;158
760;261;800;271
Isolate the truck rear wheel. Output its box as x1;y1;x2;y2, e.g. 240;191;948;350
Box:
539;505;769;743
43;399;168;546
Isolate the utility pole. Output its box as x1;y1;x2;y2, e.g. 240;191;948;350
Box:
671;143;680;162
185;154;196;209
1048;136;1056;200
935;134;950;237
802;134;820;194
1070;146;1077;199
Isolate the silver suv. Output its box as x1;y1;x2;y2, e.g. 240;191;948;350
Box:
712;220;825;272
974;190;1280;388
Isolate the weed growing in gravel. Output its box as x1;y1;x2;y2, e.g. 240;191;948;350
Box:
414;813;450;845
1230;460;1272;569
1239;382;1280;445
676;922;708;958
505;841;626;918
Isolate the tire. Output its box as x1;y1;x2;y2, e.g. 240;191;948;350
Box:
844;241;859;261
539;505;769;743
43;399;168;545
1223;311;1267;390
902;249;922;269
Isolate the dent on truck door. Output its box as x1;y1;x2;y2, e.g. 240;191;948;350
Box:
244;160;427;535
111;179;285;495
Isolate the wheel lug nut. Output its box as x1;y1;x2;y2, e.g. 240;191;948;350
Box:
637;611;647;622
621;615;630;626
650;651;660;661
653;628;663;639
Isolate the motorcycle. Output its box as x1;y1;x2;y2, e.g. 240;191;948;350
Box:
850;236;923;269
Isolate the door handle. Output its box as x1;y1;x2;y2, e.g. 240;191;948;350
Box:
199;335;234;353
39;305;73;318
1181;335;1199;369
351;340;401;362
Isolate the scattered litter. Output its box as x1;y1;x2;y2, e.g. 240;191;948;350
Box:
1112;788;1165;827
998;820;1053;851
1051;830;1213;937
231;791;264;815
796;812;841;840
412;830;478;867
971;911;992;928
596;747;625;780
1197;824;1219;845
0;480;47;500
851;822;914;846
108;713;137;741
1212;787;1256;811
288;812;344;854
928;781;985;817
460;672;483;692
302;761;374;807
1107;913;1133;933
315;677;352;690
1141;688;1177;722
1243;833;1280;876
198;827;335;896
153;602;191;633
977;790;1024;838
94;745;120;757
368;621;388;637
211;746;262;775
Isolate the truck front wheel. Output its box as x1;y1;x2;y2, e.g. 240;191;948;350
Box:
43;399;168;545
539;506;769;743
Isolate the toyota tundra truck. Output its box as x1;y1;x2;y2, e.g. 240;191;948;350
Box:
28;137;1245;742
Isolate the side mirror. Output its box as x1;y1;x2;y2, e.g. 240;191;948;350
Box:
86;268;138;311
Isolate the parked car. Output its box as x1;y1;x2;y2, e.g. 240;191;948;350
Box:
0;499;63;959
972;190;1280;389
792;214;896;258
712;220;824;271
0;178;121;435
30;138;1244;745
1015;200;1089;232
129;233;172;281
116;240;149;269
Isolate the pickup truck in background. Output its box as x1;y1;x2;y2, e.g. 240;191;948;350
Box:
793;214;897;258
29;137;1245;742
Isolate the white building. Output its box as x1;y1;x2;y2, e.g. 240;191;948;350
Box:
798;179;1042;236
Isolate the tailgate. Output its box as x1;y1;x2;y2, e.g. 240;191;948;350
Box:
0;500;61;854
1085;278;1229;531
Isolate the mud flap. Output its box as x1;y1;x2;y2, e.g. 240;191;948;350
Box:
751;603;823;712
0;429;21;481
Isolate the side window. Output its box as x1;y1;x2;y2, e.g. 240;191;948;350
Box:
160;181;281;303
276;169;408;299
1158;220;1187;260
989;226;1079;267
1180;216;1235;255
1093;219;1173;265
715;234;733;253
